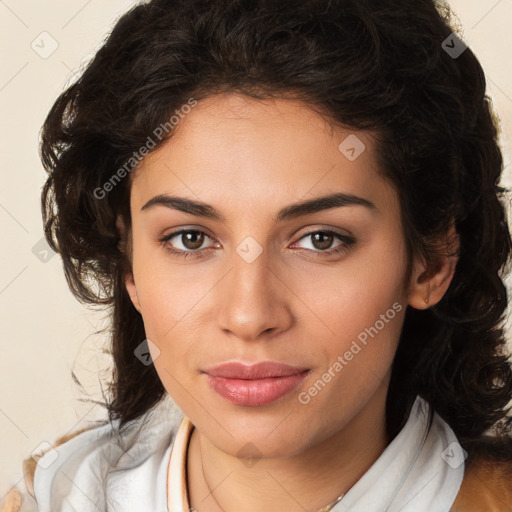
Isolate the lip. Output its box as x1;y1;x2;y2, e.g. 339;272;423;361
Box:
203;361;310;379
203;361;310;406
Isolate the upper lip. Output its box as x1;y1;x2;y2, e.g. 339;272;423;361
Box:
203;361;310;379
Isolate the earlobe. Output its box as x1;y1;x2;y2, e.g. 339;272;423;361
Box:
408;224;460;310
124;272;142;314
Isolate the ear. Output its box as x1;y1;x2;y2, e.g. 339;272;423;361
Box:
407;222;460;309
116;214;142;314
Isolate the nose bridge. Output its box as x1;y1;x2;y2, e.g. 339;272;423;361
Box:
216;234;290;339
233;237;270;296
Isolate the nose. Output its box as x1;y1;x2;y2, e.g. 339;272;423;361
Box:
215;244;294;342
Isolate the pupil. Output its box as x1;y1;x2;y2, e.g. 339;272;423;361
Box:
313;232;333;250
184;231;203;250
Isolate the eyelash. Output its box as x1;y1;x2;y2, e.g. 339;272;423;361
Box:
159;228;356;260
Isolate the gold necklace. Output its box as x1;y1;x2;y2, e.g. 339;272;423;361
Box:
197;434;345;512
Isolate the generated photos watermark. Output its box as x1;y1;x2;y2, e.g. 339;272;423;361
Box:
93;98;198;200
298;301;403;405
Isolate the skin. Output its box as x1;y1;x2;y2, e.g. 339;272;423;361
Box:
120;93;458;512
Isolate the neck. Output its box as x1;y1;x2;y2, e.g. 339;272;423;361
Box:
187;384;391;512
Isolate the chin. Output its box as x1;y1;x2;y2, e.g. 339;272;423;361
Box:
204;416;318;460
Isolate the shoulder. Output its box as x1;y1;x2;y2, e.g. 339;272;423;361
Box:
23;395;184;512
23;425;97;498
451;451;512;512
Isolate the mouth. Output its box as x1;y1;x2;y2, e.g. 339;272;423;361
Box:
202;361;311;406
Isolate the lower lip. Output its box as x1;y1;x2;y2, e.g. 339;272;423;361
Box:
205;371;310;406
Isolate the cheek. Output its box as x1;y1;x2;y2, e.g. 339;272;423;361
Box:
130;245;216;395
131;232;208;335
290;238;408;390
294;270;406;426
292;236;407;341
300;275;404;389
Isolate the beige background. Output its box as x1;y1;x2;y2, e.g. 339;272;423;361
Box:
0;0;511;504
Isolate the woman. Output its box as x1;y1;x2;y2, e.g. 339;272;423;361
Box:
24;0;512;510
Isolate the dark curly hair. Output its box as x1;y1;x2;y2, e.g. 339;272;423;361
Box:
40;0;512;466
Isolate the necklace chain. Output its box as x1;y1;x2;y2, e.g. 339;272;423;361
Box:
199;435;226;512
197;433;345;512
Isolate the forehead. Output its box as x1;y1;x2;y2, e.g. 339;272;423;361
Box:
129;93;396;217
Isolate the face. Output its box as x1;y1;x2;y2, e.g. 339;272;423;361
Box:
124;93;415;459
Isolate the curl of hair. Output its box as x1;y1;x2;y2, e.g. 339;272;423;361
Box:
40;0;512;463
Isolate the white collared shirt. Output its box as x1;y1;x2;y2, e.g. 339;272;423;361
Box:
33;393;465;512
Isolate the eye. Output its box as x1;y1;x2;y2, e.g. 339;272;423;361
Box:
159;229;218;259
293;229;356;257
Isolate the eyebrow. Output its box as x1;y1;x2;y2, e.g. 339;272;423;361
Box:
140;192;377;222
